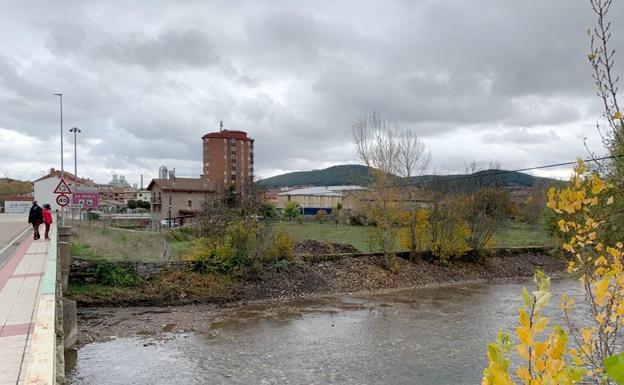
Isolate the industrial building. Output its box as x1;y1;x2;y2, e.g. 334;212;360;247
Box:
277;186;366;216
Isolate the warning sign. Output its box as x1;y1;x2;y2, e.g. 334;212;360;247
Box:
54;179;72;194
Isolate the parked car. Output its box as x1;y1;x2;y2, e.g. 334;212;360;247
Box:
160;218;179;228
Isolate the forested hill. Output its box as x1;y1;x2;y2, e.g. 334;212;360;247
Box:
256;165;562;189
0;178;33;205
257;165;374;188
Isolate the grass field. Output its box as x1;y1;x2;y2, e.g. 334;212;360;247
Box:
70;224;192;262
281;220;552;252
70;219;552;262
491;220;553;248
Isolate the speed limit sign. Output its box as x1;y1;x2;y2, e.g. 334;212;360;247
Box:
56;194;70;207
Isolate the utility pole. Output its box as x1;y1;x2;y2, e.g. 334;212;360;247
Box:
53;93;64;180
69;127;81;223
54;93;65;225
69;127;81;178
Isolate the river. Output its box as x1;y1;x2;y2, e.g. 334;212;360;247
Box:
68;278;583;385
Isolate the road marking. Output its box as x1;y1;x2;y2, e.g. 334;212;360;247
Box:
0;226;30;264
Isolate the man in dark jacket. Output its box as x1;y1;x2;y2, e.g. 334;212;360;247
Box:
28;201;43;240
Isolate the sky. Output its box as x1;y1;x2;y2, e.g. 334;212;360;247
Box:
0;0;622;185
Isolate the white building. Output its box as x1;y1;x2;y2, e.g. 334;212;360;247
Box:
136;190;151;202
34;168;94;211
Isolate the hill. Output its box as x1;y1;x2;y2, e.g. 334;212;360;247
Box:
257;165;375;188
256;165;561;189
0;178;33;205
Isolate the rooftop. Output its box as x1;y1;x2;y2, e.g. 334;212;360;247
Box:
278;185;366;197
202;130;253;141
146;178;215;192
34;168;94;186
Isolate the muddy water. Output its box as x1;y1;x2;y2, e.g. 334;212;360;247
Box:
68;279;583;385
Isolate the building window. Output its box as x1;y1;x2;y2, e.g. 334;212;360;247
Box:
188;200;192;208
231;170;236;175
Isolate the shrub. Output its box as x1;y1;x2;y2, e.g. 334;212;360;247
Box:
184;220;296;273
314;209;328;223
94;260;140;287
87;211;100;221
283;201;301;221
265;226;295;263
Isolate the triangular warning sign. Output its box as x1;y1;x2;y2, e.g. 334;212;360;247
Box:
54;179;72;194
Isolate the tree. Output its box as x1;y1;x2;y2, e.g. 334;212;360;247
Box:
257;202;278;219
353;110;430;270
127;199;137;210
333;203;342;226
283;201;301;221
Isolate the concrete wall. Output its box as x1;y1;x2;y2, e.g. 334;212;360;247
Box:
4;201;31;214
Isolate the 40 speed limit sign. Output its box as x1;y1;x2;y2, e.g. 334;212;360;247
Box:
56;194;70;207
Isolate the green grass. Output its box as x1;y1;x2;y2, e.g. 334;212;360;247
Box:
281;223;377;252
70;224;194;262
492;220;553;248
169;240;193;259
282;220;552;252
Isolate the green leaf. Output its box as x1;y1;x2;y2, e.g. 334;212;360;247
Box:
604;352;624;384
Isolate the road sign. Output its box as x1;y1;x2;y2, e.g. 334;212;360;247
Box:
69;203;83;209
72;191;99;209
56;194;70;207
54;179;72;194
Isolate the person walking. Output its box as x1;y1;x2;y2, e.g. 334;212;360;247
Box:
28;201;43;240
42;204;53;241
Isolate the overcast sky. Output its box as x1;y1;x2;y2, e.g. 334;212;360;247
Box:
0;0;622;185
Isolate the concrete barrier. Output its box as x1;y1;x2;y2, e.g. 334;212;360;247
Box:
25;224;57;385
25;224;76;385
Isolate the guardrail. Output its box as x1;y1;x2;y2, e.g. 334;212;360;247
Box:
25;223;58;385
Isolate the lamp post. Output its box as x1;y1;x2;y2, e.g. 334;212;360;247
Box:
69;127;81;178
53;93;64;180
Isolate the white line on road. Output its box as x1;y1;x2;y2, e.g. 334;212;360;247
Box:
0;226;30;262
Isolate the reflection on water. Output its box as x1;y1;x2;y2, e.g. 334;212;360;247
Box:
68;279;583;385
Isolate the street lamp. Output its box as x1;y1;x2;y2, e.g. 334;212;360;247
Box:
53;93;64;180
69;127;81;178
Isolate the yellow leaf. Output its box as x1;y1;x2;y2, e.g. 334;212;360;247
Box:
615;111;622;120
594;278;611;306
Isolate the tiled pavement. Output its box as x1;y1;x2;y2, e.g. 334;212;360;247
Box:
0;237;51;385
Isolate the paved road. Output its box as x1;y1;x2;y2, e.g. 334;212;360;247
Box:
0;214;30;268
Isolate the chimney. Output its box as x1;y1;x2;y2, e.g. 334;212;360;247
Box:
220;120;223;132
140;174;144;190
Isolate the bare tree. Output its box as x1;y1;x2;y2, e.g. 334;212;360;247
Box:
353;111;399;268
353;110;431;269
396;130;431;180
588;0;623;176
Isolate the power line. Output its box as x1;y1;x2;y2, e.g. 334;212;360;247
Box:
395;154;623;188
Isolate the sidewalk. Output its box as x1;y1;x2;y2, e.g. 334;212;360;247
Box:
0;234;52;385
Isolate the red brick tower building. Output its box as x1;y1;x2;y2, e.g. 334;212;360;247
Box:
201;128;254;190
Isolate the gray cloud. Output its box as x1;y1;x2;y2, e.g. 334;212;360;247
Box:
0;0;622;184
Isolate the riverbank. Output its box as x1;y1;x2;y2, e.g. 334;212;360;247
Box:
68;248;565;308
69;249;567;346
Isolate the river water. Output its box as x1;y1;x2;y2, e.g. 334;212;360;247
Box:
68;279;584;385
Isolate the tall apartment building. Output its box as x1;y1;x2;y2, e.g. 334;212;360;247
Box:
201;129;254;190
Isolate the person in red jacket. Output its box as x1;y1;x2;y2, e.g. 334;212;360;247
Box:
42;204;53;241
